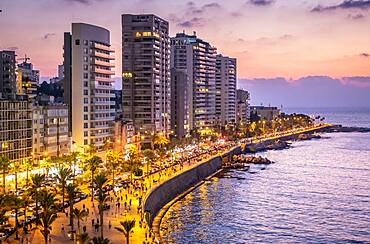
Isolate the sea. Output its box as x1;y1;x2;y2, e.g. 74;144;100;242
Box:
161;107;370;243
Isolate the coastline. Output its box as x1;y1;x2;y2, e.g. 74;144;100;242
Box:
143;124;335;243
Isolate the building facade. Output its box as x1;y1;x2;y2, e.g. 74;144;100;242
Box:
113;119;135;152
170;69;189;137
236;89;250;125
17;61;40;99
121;14;171;144
170;32;217;133
64;23;115;151
33;104;70;158
215;55;237;125
250;106;280;121
0;50;17;99
0;97;32;162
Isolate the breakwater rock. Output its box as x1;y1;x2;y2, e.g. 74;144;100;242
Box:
233;155;274;165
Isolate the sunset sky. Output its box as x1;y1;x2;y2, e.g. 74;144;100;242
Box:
0;0;369;106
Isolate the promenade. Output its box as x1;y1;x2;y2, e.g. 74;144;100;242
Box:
6;124;330;244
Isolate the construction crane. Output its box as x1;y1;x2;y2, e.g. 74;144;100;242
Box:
17;54;30;64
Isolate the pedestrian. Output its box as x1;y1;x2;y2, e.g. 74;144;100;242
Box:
83;204;85;209
97;218;99;225
83;225;87;233
129;199;132;206
61;223;64;231
92;219;94;226
109;220;111;230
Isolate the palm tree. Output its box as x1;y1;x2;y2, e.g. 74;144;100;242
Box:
0;156;10;193
66;183;79;231
86;156;102;201
115;220;135;244
76;232;89;244
142;149;156;173
67;151;80;181
73;208;88;234
54;167;72;211
106;151;121;187
30;173;46;221
93;174;110;239
90;236;111;244
37;192;58;244
7;194;23;240
0;194;11;225
23;158;34;185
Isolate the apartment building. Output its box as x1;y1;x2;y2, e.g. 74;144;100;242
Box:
171;32;217;133
216;55;237;125
33;104;70;158
17;61;40;99
0;96;32;161
236;89;250;124
0;50;17;99
64;23;115;151
121;14;171;145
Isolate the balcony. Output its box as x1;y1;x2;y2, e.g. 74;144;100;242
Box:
92;43;115;53
92;59;115;67
92;50;114;60
93;67;115;75
94;76;114;82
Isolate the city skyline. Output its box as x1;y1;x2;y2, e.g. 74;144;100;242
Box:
1;0;369;81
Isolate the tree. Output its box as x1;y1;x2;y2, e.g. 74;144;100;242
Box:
142;149;156;173
106;151;121;187
90;237;111;244
73;208;88;234
37;195;58;244
7;194;23;240
30;173;46;221
115;220;135;244
0;194;11;225
66;183;79;232
66;151;80;181
54;166;72;211
153;134;170;149
93;174;110;239
37;210;58;243
76;232;89;244
23;158;34;185
0;156;10;193
85;156;102;201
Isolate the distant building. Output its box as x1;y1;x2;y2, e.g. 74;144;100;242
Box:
113;118;135;152
58;64;64;80
64;23;116;151
0;50;17;99
216;55;237;125
17;61;40;99
121;14;171;144
236;89;250;124
170;69;189;137
250;106;280;121
170;32;217;133
0;96;32;162
32;104;70;158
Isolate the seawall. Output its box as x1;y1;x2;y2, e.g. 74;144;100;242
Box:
143;146;242;227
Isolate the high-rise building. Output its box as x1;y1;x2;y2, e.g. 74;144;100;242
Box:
58;64;64;80
216;55;237;125
0;50;17;99
121;14;171;144
236;89;250;124
64;23;115;151
0;96;32;162
33;104;70;158
170;69;189;137
17;61;40;99
171;32;217;133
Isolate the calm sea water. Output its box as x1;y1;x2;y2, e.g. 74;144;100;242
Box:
161;108;370;243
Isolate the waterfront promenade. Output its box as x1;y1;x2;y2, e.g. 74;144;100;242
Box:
7;124;331;244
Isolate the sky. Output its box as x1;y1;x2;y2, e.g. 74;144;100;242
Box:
0;0;369;107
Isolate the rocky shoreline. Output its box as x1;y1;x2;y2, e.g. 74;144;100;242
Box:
327;125;370;133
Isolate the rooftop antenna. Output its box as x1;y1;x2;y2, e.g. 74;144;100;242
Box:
193;31;196;36
17;54;30;64
183;29;185;34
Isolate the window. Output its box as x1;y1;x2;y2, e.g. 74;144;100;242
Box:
84;131;88;137
84;114;88;120
84;48;88;54
83;40;88;45
83;73;88;79
84;90;88;95
83;64;88;71
83;56;88;62
84;81;88;87
84;98;88;104
84;106;88;112
75;39;80;45
84;123;88;128
84;139;88;145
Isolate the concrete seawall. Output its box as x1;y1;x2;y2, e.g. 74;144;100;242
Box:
143;125;334;232
144;146;242;227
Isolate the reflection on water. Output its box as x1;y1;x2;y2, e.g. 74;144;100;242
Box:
161;133;370;243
